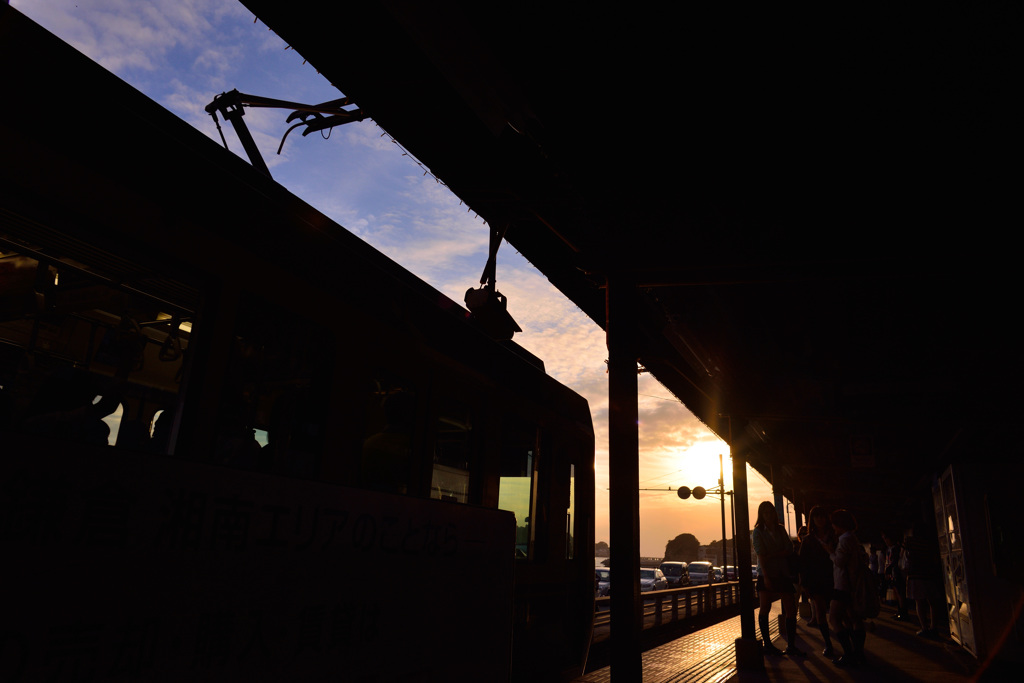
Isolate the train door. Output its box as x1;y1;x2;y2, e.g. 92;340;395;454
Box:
500;403;594;682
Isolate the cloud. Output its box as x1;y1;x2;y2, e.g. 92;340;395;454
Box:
163;78;217;130
15;0;226;74
347;121;415;155
191;44;243;84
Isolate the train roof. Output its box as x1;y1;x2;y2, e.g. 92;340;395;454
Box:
1;6;578;408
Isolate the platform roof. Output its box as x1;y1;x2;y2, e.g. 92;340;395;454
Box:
238;2;1018;533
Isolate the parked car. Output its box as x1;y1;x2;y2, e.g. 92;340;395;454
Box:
724;565;738;580
640;568;668;592
658;561;691;588
595;568;611;596
712;566;724;582
687;561;714;584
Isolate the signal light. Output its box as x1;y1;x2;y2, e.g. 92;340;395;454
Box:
678;485;708;500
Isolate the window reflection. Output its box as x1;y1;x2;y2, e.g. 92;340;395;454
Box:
431;397;475;503
566;463;575;559
1;244;192;454
217;295;331;476
362;374;417;495
499;419;537;559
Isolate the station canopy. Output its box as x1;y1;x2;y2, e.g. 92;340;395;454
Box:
239;2;1019;532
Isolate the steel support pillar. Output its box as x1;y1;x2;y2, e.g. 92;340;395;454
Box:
774;489;786;526
719;454;727;565
731;445;762;669
606;274;642;682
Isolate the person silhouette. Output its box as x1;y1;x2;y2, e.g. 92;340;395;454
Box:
828;508;867;667
904;519;945;638
882;529;908;619
798;505;835;657
752;500;805;657
361;392;415;495
20;367;116;446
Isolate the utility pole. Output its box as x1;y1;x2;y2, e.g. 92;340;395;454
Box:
719;453;727;567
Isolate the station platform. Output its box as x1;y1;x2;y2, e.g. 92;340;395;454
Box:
576;603;1009;682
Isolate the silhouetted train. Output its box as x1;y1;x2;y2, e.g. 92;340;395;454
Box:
0;6;594;682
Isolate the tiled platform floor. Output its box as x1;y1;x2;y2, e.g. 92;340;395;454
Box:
576;602;996;683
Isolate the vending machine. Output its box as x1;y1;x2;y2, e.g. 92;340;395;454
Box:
933;463;1024;666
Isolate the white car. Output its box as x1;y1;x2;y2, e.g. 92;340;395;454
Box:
687;561;714;584
640;568;668;592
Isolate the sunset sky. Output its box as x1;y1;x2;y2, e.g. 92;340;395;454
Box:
14;0;784;556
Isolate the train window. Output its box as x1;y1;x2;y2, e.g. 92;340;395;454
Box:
361;373;418;495
216;295;331;477
567;463;576;560
430;396;476;503
0;244;193;453
100;400;124;444
499;420;537;559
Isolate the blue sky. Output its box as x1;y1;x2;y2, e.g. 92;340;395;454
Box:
13;0;781;555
